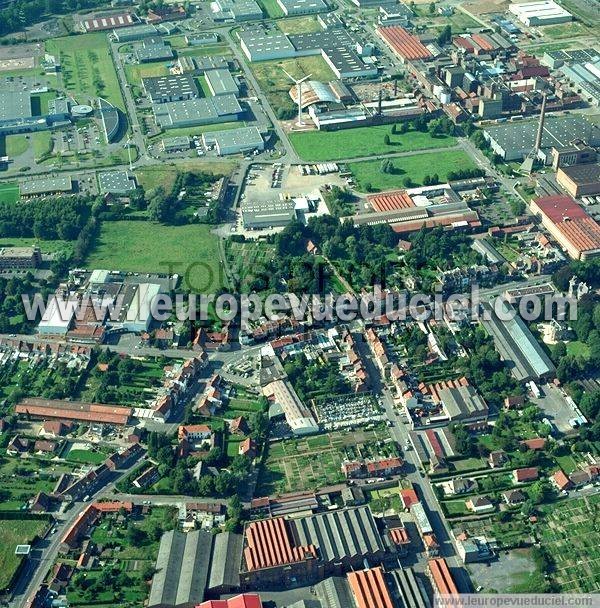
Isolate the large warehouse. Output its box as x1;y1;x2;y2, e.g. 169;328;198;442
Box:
530;194;600;260
238;25;377;79
15;398;133;425
142;74;199;104
556;164;600;198
202;126;264;156
153;95;242;129
508;0;572;26
484;115;600;163
482;301;556;382
240;506;387;588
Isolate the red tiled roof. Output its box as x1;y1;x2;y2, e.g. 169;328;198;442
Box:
244;517;317;571
378;26;432;60
16;398;131;425
520;438;546;450
425;429;445;459
197;594;263;608
367;190;415;213
552;469;572;491
400;488;419;509
471;33;495;51
347;567;394;608
389;527;410;545
514;467;538;482
428;558;458;595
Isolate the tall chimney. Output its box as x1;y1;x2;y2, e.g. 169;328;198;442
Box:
534;92;548;153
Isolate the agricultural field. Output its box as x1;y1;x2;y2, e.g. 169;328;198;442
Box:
85;221;224;292
538;495;600;592
0;518;50;591
224;239;275;292
45;33;124;110
348;149;476;191
257;426;392;495
250;55;335;119
290;126;457;162
0;182;20;204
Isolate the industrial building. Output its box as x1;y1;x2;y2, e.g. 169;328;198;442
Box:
148;529;243;607
240;506;387;588
20;176;73;197
262;378;319;434
530;194;600;260
427;558;458;595
558;58;600;107
99;97;121;143
551;142;597;169
241;200;297;229
142;74;199;104
212;0;263;21
0;91;42;135
153;95;242;129
482;300;556;381
483;115;600;163
204;69;240;97
98;171;137;195
377;26;432;62
557;164;600;198
276;0;328;15
508;0;572;26
238;25;378;79
161;136;192;153
135;38;175;63
15;398;132;425
81;12;135;31
112;23;158;42
0;246;42;269
202;126;264;156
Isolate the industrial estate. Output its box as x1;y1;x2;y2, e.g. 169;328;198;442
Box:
0;0;600;606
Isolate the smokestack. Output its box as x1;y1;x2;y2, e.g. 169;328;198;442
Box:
534;92;548;153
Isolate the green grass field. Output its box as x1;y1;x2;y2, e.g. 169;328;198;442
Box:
290;127;457;162
86;221;224;292
0;518;49;590
257;0;284;17
31;131;54;160
46;33;124;110
0;182;20;204
348;149;477;191
64;448;107;465
5;134;29;157
0;237;71;255
277;15;324;33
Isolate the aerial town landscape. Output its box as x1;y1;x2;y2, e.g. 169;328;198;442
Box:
0;0;600;604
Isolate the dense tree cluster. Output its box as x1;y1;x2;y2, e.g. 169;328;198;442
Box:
284;355;351;401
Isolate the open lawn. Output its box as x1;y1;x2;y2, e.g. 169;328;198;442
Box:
46;33;124;110
5;134;29;157
64;448;108;465
290;127;457;162
85;221;224;292
0;518;49;591
32;131;54;159
125;62;169;84
348;149;476;191
277;15;324;33
0;182;20;204
250;55;335;119
257;0;284;17
0;237;71;255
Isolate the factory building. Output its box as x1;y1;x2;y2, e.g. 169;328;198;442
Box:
142;74;199;104
99;98;121;143
15;398;132;425
276;0;328;15
0;246;42;269
482;300;556;381
262;378;319;434
98;171;137;195
377;26;432;63
483;115;600;163
551;142;597;170
202;126;264;156
557;164;600;198
238;25;378;79
558;58;600;107
20;176;74;197
240;506;387;588
212;0;263;21
161;136;192;153
112;23;158;42
135;38;175;63
81;12;135;31
153;95;242;129
530;194;600;260
204;69;240;97
0;91;44;135
508;0;572;26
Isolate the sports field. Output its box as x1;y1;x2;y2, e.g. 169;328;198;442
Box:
86;221;224;292
46;34;124;110
348;149;477;191
0;518;49;590
0;182;19;204
289;126;457;162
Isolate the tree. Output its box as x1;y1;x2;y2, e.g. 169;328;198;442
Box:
383;134;391;145
429;1;435;12
529;480;553;505
437;24;452;45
